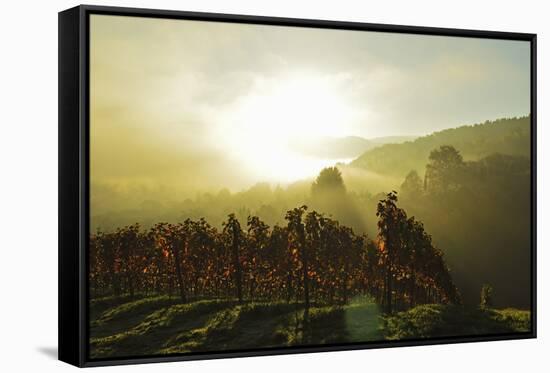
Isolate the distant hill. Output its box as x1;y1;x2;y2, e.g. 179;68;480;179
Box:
350;116;530;178
368;135;417;145
290;135;416;159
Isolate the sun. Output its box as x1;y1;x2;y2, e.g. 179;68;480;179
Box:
216;73;357;185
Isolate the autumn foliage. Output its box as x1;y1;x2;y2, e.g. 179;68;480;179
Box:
90;193;460;313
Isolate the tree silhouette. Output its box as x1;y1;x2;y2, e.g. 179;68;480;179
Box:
311;166;346;196
480;284;493;309
285;206;309;317
424;145;464;192
223;214;244;303
401;170;423;197
247;215;270;300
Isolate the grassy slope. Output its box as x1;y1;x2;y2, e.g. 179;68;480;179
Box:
383;304;530;340
89;296;529;359
90;295;383;358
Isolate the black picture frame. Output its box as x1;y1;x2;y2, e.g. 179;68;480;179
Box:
59;4;537;368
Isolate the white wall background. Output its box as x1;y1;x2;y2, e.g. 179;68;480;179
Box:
0;0;547;371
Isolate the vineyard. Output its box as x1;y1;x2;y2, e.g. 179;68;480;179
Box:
89;191;531;359
90;192;460;316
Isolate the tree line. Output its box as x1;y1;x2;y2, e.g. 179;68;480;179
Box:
90;193;460;314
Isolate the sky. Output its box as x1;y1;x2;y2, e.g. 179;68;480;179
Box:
90;14;530;193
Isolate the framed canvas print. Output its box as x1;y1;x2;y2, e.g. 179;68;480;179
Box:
58;5;537;367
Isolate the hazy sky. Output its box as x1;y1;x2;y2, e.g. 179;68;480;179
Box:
90;14;530;192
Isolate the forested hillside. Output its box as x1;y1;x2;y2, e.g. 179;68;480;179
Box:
350;116;530;178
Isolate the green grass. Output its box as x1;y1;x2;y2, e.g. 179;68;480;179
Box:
383;304;531;340
89;295;384;358
89;296;529;359
90;299;238;358
91;295;181;338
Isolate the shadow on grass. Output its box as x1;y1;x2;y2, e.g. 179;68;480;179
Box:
89;297;367;358
92;295;526;360
383;304;531;340
90;299;238;359
90;295;181;339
